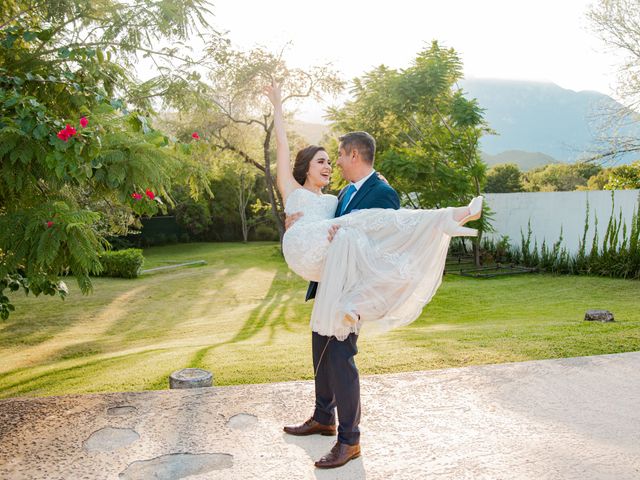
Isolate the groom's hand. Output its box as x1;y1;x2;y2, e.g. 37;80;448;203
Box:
285;212;303;230
327;224;340;242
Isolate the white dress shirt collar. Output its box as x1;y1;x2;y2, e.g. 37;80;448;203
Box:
351;169;376;191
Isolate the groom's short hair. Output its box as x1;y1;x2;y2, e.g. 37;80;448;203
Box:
339;131;375;165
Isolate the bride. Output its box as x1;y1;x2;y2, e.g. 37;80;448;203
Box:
265;81;482;340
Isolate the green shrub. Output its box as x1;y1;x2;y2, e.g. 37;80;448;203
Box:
254;225;279;241
98;249;145;278
175;200;212;237
167;233;178;244
105;235;135;251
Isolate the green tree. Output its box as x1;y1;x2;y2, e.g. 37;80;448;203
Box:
605;160;640;189
484;163;523;193
328;41;490;265
0;0;218;319
523;163;602;192
203;47;344;241
163;108;282;243
584;168;613;190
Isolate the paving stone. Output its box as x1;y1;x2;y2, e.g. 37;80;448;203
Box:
119;452;233;479
83;427;140;452
107;405;137;416
227;413;258;430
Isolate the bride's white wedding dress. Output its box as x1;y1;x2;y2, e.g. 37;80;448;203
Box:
283;188;476;341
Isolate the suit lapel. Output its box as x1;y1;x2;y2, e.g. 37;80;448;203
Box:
344;174;379;214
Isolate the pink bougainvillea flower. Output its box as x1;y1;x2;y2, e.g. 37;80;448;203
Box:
57;130;70;141
192;132;200;140
131;192;143;200
46;221;54;228
80;116;88;128
57;123;77;142
145;189;155;200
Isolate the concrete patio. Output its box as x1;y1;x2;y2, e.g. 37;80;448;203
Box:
1;352;639;479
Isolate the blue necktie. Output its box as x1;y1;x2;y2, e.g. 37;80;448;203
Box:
339;184;357;215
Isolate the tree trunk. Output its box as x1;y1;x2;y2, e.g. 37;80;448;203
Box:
238;173;249;243
262;126;285;241
472;174;482;267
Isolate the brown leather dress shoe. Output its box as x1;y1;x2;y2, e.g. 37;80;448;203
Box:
314;441;361;469
283;418;336;436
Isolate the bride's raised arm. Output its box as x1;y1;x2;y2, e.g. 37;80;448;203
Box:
264;81;300;202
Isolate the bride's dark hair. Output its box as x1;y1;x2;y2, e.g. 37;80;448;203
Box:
293;145;326;186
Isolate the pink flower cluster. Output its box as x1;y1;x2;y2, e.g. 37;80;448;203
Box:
56;124;77;142
131;189;156;201
57;116;88;142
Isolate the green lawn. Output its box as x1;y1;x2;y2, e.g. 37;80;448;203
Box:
2;242;639;399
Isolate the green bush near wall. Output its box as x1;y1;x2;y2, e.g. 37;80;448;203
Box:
98;249;145;278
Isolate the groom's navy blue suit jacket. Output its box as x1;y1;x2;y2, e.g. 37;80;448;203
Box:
305;173;401;302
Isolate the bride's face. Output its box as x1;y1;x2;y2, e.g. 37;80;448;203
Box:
305;150;332;188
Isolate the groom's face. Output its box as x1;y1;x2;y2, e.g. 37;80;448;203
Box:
336;145;354;181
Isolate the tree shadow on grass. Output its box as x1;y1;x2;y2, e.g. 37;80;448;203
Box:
135;267;310;390
186;267;308;369
1;254;307;398
0;277;137;349
0;348;170;400
0;267;246;397
101;264;255;342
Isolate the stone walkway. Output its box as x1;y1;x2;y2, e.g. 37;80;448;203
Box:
1;352;639;479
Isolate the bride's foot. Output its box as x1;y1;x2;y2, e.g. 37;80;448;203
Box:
463;196;483;224
448;196;483;237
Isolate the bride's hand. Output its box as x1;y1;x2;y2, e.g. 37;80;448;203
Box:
263;80;282;106
376;172;390;185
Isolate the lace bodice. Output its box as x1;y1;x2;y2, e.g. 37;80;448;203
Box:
282;189;339;283
284;188;338;224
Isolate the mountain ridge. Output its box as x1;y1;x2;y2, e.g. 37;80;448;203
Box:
290;78;640;167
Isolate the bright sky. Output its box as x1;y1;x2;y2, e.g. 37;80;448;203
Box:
209;0;623;123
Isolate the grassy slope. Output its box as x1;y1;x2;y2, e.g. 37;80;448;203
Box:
1;242;639;399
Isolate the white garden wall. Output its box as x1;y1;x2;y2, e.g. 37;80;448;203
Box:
483;190;640;255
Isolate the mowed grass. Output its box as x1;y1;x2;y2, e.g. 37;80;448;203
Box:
1;242;639;399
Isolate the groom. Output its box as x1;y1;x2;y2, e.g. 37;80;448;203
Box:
283;131;400;469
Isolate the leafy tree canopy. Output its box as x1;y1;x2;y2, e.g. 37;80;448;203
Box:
0;0;221;319
484;163;523;193
328;41;490;210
